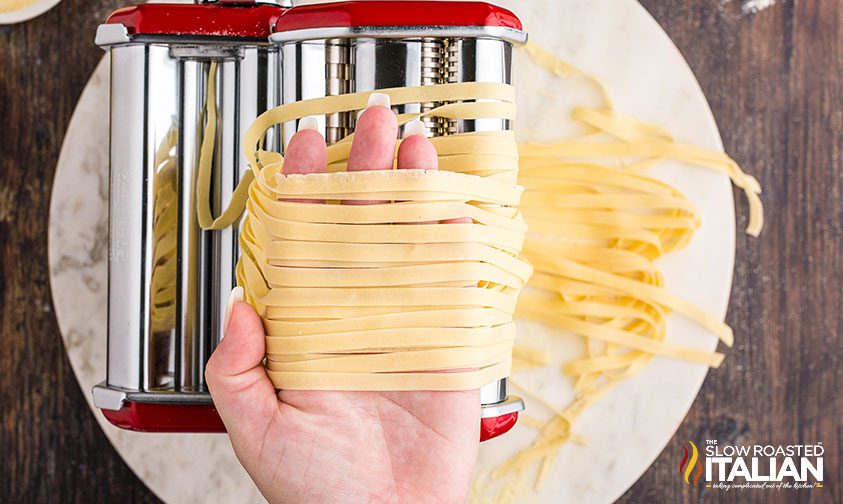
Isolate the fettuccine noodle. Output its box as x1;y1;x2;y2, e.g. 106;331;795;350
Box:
474;44;762;502
235;83;530;390
193;40;762;501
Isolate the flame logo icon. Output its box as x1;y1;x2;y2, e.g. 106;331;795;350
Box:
679;441;703;486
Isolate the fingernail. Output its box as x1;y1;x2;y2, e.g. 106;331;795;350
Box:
402;119;426;139
297;116;320;132
367;92;391;109
224;286;245;335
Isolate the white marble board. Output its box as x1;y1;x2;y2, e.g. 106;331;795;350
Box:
49;0;736;502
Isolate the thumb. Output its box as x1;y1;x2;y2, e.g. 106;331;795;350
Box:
206;287;278;436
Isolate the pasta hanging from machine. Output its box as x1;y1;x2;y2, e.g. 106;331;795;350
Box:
93;0;763;466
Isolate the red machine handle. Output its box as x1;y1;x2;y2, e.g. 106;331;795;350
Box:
102;401;517;441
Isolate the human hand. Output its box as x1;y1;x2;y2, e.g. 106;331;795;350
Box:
205;94;480;504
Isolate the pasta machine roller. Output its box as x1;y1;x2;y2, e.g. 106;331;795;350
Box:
93;0;527;441
92;0;288;432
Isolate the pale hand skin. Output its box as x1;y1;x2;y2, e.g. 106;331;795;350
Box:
205;97;480;504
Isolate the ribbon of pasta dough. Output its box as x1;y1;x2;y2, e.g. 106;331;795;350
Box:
238;173;531;388
189;42;763;497
195;81;520;234
195;62;256;230
234;81;533;391
231;70;753;394
238;168;531;390
170;39;769;502
468;43;765;503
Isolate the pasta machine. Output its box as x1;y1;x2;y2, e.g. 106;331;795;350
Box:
92;0;287;432
92;0;527;441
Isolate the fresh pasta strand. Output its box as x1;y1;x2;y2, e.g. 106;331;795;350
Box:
470;43;763;503
237;86;532;389
183;39;763;503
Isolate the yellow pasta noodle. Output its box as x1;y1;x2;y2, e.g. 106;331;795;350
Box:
229;73;747;392
470;43;762;503
191;40;762;502
235;84;533;390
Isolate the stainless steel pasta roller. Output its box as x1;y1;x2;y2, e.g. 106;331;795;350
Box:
92;0;288;432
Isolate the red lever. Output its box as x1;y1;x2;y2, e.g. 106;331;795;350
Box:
480;412;518;441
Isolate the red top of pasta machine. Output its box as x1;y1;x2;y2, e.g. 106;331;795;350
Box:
96;1;286;45
270;0;527;43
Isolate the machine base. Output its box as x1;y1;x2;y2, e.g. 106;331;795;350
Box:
93;382;524;439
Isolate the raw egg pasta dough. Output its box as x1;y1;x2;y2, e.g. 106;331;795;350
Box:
240;170;531;390
235;83;531;390
475;44;762;501
194;41;762;502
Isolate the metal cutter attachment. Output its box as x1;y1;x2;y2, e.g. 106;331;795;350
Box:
270;0;528;441
93;0;527;441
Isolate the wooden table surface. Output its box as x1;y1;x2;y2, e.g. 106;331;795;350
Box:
1;1;840;502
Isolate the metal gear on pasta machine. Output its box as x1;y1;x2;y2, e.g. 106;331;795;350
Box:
92;0;528;441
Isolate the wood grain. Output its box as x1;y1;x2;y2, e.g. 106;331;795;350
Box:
0;1;839;502
623;1;842;502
